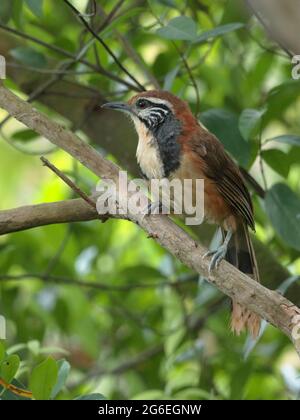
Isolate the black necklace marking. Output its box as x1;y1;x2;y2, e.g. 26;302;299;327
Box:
153;113;182;178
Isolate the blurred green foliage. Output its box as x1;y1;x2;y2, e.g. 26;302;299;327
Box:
0;0;300;400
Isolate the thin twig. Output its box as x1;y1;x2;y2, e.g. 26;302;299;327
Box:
173;43;201;116
40;156;97;210
69;297;225;388
0;378;32;399
63;0;145;91
0;272;197;292
97;3;160;89
43;225;73;276
0;23;139;91
247;29;288;59
147;4;200;112
257;125;268;190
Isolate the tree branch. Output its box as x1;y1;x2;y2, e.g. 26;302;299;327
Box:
0;81;300;357
0;198;98;234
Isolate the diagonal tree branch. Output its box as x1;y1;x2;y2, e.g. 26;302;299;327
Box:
0;81;300;357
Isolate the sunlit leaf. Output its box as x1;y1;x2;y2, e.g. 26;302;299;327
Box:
193;22;244;44
239;108;265;141
29;357;58;400
269;135;300;147
51;359;70;399
156;16;197;41
0;354;20;383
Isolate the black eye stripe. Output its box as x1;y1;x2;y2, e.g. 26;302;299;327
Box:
136;99;171;113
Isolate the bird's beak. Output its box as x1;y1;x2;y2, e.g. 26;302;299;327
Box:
101;102;132;114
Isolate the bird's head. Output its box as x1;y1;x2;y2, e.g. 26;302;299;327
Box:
102;91;200;178
102;90;198;136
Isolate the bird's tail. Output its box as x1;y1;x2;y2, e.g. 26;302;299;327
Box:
223;224;261;338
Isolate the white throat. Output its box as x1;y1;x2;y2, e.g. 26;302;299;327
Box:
133;117;164;179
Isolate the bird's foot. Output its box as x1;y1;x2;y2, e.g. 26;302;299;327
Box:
141;201;168;219
204;244;228;273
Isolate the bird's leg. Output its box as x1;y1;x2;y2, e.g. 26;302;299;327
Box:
141;200;169;218
204;229;233;273
146;201;163;215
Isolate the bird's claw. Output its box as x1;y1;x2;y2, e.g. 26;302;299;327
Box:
140;201;168;220
204;244;228;274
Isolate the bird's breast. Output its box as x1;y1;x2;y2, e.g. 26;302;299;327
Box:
136;125;164;179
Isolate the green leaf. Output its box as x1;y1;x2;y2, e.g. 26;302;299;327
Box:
12;129;39;142
74;393;106;400
0;342;5;363
0;0;13;23
157;0;177;8
230;363;252;399
12;0;23;28
193;22;244;44
156;16;197;41
174;387;213;400
50;359;70;399
132;390;168;400
266;80;300;121
10;46;47;69
0;354;20;383
25;0;43;18
163;65;180;90
269;135;300;147
29;357;58;400
261;149;290;178
265;183;300;251
101;8;144;37
200;109;251;166
239;108;265;141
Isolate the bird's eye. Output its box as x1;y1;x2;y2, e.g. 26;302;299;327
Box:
136;99;148;109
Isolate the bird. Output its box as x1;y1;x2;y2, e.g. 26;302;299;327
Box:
102;90;261;338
